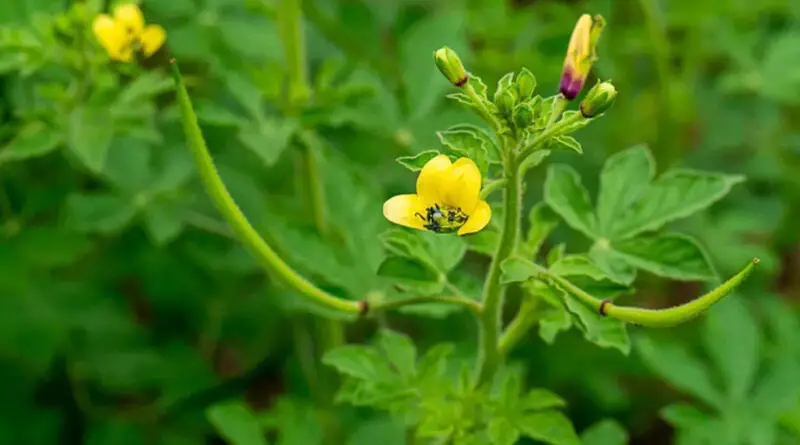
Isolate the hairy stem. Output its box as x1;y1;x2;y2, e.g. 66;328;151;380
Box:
367;295;483;316
497;297;539;358
476;158;522;385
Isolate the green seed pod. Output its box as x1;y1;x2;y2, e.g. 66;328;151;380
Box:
516;68;536;99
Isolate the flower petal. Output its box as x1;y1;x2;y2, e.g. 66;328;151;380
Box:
440;157;481;213
416;154;451;202
140;25;166;56
114;3;145;35
458;200;491;235
92;14;131;62
383;194;428;231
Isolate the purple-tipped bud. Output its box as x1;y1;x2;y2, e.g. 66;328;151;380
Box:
559;14;605;101
559;67;583;100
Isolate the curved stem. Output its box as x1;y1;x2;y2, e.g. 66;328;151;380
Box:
497;297;539;358
367;295;483;316
542;258;759;328
479;178;508;199
476;159;522;385
170;59;361;316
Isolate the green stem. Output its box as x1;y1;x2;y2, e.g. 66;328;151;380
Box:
367;295;483;316
479;178;508;199
497;297;539;358
542;258;759;327
476;159;522;385
464;82;499;133
278;0;309;107
170;60;361;316
517;112;586;162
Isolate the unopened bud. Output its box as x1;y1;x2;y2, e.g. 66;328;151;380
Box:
580;81;616;117
433;47;469;87
512;103;534;129
560;14;605;100
494;87;516;116
516;68;536;99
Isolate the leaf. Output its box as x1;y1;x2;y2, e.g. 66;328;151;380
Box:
612;233;716;281
519;411;581;445
500;256;539;284
544;164;598;240
702;296;760;401
549;136;582;154
589;242;637;286
322;346;393;381
751;356;800;416
377;256;443;296
522;388;567;411
237;118;296;167
376;330;416;378
546;244;566;266
760;32;800;104
116;71;173;105
563;290;630;355
523;202;560;259
143;201;184;245
380;229;466;273
612;170;745;240
660;403;711;429
396;150;441;171
580;419;628;445
102;137;151;192
488;417;520;445
549;255;608;282
538;307;573;345
206;401;268;445
67;106;115;173
635;335;723;408
65;193;137;234
437;127;490;174
0;121;62;163
596;145;655;236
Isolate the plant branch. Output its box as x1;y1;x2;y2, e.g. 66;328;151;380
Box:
365;295;482;316
517;111;585;162
480;178;508;199
170;59;361;316
497;297;539;358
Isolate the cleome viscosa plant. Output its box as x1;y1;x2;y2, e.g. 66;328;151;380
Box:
168;12;757;445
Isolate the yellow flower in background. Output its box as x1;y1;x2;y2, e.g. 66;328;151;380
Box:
92;3;165;62
560;14;605;100
383;155;491;235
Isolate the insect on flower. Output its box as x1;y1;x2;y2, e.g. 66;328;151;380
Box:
92;3;166;62
383;155;491;235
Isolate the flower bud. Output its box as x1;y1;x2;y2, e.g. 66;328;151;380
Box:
560;14;606;100
516;68;536;99
580;80;616;117
494;87;516;116
512;103;534;129
433;46;469;87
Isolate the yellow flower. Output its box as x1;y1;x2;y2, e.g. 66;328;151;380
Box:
383;155;491;235
560;14;605;100
92;3;166;62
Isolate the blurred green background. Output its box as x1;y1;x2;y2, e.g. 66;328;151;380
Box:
1;0;800;444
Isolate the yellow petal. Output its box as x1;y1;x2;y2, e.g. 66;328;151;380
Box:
458;200;491;235
114;3;145;35
416;154;451;202
440;157;481;212
92;14;130;61
566;14;592;68
140;24;166;56
383;194;428;231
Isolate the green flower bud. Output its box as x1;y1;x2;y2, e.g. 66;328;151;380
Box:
512;103;534;130
494;87;516;117
433;46;469;87
516;68;536;99
580;80;616;117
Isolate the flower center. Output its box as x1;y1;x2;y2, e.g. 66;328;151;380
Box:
414;203;468;233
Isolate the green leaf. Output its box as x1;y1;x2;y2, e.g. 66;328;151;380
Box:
380;229;466;274
102;137;151;192
237;119;296;167
0;121;62;163
377;256;443;296
549;255;608;282
488;417;520;445
546;244;566;266
660;403;711;429
589;242;637;286
322;345;393;381
549;135;582;154
612;233;716;281
437;127;491;174
67;106;115;173
143;201;184;245
523;202;560;259
522;388;567;411
376;330;416;378
500;256;539;284
519;411;580;445
563;290;630;355
636;335;723;408
538;306;573;345
596;145;655;236
702;296;760;401
612;170;745;240
206;401;268;445
544;164;598;240
760;32;800;104
65;193;137;234
116;71;173;105
751;356;800;416
580;419;628;445
396;150;441;171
